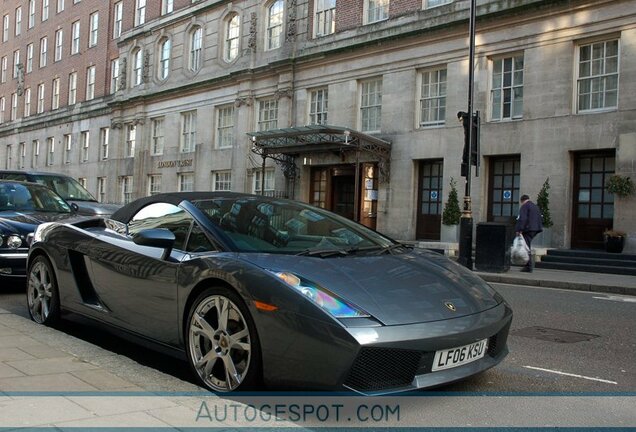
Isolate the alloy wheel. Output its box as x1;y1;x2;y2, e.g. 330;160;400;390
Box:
27;258;57;324
188;294;252;392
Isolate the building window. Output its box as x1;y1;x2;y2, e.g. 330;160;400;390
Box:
135;0;146;27
37;84;45;113
148;175;162;195
120;176;133;204
63;134;72;164
42;0;49;21
266;0;284;50
0;97;5;123
38;38;47;68
57;0;64;13
110;58;120;93
29;0;36;29
89;12;98;47
80;131;89;162
97;177;106;202
71;21;80;54
491;54;524;121
100;127;109;160
86;66;95;100
162;0;173;15
365;0;388;24
577;39;619;113
216;105;234;148
5;145;12;169
26;44;33;73
113;2;122;38
225;15;240;62
32;140;40;167
68;71;77;104
2;15;9;43
151;118;164;155
253;168;275;194
424;0;452;8
15;7;22;36
54;30;63;61
126;124;136;157
1;57;7;83
189;27;202;71
132;48;143;86
258;99;278;131
178;173;194;192
78;177;87;189
46;137;55;166
181;111;197;153
24;88;32;117
212;171;232;191
315;0;335;37
309;88;328;125
10;93;18;121
158;38;171;80
360;78;382;132
13;50;20;78
52;78;60;109
19;142;26;169
419;68;446;127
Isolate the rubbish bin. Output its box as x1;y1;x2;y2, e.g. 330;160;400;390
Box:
475;222;513;273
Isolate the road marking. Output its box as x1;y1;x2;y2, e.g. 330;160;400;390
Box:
523;366;617;385
592;295;636;303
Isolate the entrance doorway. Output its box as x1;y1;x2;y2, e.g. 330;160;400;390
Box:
572;151;615;249
331;168;355;220
416;160;443;240
488;155;521;225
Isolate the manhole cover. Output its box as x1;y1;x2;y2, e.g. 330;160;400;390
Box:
511;326;599;343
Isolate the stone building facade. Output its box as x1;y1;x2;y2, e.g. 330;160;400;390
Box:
1;0;635;251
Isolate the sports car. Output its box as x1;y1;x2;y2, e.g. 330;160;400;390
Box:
1;180;77;278
27;192;512;394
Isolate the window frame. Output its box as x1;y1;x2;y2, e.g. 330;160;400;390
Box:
575;38;620;114
489;53;524;121
359;78;383;133
266;0;284;51
418;67;447;128
180;111;197;153
314;0;336;37
308;87;328;125
216;105;234;148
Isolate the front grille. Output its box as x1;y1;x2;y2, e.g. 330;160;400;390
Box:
344;347;422;392
488;321;511;358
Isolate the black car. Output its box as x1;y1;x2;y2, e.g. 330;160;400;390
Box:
0;170;120;216
27;192;512;394
0;181;78;278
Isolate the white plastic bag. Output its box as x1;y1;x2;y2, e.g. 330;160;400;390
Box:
511;235;530;265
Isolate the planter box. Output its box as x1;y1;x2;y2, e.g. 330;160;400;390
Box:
440;224;459;243
533;227;552;248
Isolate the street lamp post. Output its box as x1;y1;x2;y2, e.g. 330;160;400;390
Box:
458;0;477;269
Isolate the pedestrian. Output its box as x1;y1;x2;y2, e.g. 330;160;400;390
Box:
515;194;543;272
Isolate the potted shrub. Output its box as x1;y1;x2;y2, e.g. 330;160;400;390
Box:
441;178;461;243
535;178;553;247
606;175;635;198
603;229;626;253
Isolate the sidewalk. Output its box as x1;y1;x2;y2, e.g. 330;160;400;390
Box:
476;267;636;296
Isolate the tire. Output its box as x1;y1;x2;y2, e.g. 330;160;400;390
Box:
185;286;261;392
26;255;61;326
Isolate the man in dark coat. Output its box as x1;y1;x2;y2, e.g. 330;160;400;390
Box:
515;194;543;272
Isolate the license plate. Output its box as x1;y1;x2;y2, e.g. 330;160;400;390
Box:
432;339;488;372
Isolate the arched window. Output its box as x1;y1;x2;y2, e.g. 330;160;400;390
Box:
266;0;283;50
132;48;143;86
189;26;202;71
225;14;240;62
158;38;171;79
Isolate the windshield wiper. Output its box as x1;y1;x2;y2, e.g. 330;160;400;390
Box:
295;248;349;257
371;243;413;255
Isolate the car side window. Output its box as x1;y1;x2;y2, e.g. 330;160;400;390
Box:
186;224;216;253
128;202;193;251
1;173;28;181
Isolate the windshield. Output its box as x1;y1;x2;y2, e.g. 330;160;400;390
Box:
31;175;96;201
0;182;72;213
193;197;394;254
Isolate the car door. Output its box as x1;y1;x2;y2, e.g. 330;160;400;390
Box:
87;202;192;346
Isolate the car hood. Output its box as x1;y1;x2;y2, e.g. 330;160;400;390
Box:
237;249;501;326
68;200;121;216
0;211;77;235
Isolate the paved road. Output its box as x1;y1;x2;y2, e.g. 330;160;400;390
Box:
2;279;635;393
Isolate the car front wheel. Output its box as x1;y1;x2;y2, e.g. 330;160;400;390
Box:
27;255;61;326
186;287;260;392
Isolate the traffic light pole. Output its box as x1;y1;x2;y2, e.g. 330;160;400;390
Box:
458;0;477;270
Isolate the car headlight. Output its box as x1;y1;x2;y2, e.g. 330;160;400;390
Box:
273;271;370;319
6;235;22;249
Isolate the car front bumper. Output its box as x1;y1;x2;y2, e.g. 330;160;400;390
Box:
0;251;28;277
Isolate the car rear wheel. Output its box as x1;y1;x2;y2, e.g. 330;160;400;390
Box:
27;255;60;326
186;287;260;392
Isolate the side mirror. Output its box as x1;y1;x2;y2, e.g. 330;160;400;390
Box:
132;228;175;260
70;203;80;213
